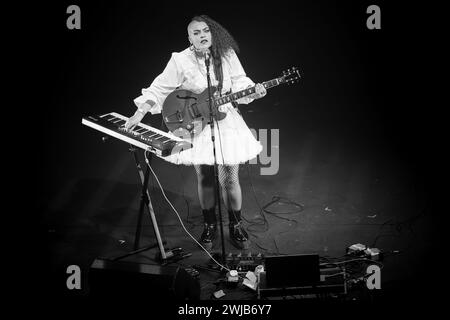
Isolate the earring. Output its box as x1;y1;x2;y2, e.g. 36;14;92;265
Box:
189;43;194;51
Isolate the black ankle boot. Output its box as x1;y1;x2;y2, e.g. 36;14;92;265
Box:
200;223;217;249
228;210;250;249
200;208;217;250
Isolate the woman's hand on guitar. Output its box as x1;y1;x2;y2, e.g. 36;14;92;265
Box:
250;83;267;100
124;110;146;130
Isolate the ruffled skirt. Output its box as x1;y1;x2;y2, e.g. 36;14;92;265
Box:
162;104;262;166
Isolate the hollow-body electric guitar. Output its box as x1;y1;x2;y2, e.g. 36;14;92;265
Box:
162;67;301;137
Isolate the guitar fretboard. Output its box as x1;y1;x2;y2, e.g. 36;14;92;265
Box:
215;78;281;107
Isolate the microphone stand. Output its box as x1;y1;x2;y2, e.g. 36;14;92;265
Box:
204;51;226;266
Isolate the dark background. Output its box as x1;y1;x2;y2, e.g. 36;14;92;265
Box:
32;1;433;211
15;0;439;308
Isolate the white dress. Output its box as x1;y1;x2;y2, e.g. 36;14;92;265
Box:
133;48;263;166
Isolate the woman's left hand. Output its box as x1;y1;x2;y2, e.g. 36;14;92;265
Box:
251;83;267;99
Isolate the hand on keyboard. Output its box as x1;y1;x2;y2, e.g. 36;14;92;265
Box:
124;111;145;130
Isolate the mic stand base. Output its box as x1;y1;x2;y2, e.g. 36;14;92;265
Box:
155;247;193;265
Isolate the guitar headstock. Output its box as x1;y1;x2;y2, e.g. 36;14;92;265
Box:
279;67;301;85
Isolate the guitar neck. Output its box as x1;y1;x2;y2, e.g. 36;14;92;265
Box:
214;77;282;107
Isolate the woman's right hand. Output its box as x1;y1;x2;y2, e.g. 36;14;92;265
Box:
124;110;146;130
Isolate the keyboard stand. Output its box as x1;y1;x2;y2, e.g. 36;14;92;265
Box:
109;145;190;265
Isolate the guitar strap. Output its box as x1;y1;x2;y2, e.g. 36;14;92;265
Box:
234;103;242;116
231;101;241;113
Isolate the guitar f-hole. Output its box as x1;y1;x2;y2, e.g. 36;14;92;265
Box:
176;94;197;101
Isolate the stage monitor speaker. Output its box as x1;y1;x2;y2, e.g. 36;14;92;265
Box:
264;253;320;288
88;258;200;300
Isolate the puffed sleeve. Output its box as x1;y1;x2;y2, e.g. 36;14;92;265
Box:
227;49;255;104
133;53;183;114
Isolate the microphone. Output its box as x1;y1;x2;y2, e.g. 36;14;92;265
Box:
203;48;210;66
194;45;210;60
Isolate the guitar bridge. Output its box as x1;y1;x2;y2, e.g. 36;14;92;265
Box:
188;104;201;118
164;110;184;123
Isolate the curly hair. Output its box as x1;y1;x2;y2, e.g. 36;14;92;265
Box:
189;15;240;95
190;15;240;57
